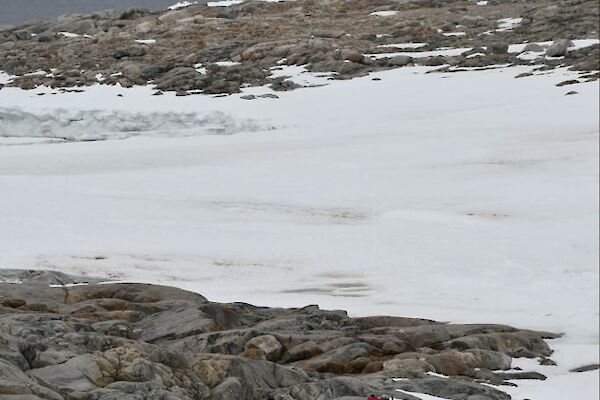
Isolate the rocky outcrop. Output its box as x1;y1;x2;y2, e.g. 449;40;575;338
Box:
0;0;598;95
0;269;561;400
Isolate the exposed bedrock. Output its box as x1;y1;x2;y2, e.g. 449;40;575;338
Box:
0;269;561;400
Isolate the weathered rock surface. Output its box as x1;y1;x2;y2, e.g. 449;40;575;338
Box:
0;269;561;400
0;0;597;95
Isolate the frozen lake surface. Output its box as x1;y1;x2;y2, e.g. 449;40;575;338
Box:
0;61;598;399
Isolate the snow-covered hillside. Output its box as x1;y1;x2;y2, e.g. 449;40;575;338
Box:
0;65;598;399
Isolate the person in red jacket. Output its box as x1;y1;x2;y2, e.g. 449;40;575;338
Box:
367;395;381;400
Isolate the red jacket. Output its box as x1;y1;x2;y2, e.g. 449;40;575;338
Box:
368;396;380;400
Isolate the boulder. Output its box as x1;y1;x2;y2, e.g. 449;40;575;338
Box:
48;19;97;35
388;55;413;66
135;21;155;34
297;343;374;373
112;46;146;59
424;351;475;376
153;67;203;92
486;42;509;54
28;354;105;392
282;341;323;363
338;49;365;63
383;358;435;373
546;39;574;57
466;349;511;370
312;31;346;39
522;43;546;52
244;335;283;361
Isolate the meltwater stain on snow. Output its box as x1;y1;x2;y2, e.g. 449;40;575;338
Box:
281;283;372;297
212;258;293;271
465;211;510;220
283;272;373;298
199;200;369;224
0;107;272;143
317;271;367;279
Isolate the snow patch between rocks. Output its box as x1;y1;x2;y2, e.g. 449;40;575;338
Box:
443;31;466;37
367;47;472;60
497;17;523;32
168;1;197;10
207;0;295;6
0;71;15;84
378;42;428;49
269;65;334;86
135;39;157;45
370;11;399;17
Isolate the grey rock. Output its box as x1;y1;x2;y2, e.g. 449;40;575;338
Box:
546;39;574;57
486;43;509;54
494;371;547;380
396;377;511;400
138;306;215;342
282;341;323;363
466;349;511;370
257;93;279;99
338;49;365;63
383;358;434;373
570;363;600;372
48;19;97;35
388;55;413;66
34;349;77;368
0;358;37;394
244;335;283;361
135;21;155;34
112;47;146;60
312;31;346;39
297;342;374;373
28;354;104;392
13;30;32;40
423;56;446;66
149;348;189;369
211;377;242;400
522;43;546;52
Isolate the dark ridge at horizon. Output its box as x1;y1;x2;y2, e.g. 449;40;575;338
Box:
0;0;206;25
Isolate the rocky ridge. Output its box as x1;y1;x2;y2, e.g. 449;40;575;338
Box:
0;269;562;400
0;0;598;95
